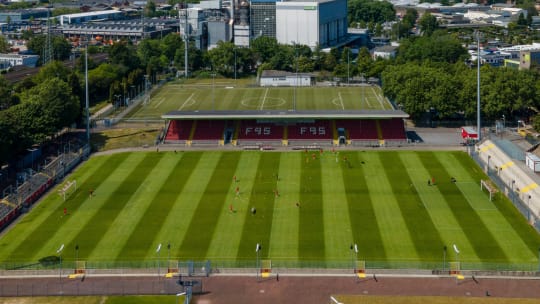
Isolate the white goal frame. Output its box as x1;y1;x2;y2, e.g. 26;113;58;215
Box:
480;180;498;201
58;180;77;201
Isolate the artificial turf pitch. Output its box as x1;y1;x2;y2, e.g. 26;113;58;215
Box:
0;150;539;268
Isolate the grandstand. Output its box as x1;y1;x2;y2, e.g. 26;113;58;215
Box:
0;143;90;230
161;110;409;148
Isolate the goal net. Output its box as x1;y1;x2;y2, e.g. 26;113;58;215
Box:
480;180;498;201
58;180;77;201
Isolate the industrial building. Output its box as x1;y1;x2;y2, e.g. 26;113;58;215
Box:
58;10;124;25
0;53;39;69
61;19;177;44
250;0;277;39
275;0;347;49
0;9;49;24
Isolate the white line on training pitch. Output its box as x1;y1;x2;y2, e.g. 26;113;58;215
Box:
364;87;372;108
371;86;385;109
153;97;166;109
259;88;269;110
338;92;345;110
179;93;195;110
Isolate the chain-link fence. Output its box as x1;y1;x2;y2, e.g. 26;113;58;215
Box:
0;277;183;297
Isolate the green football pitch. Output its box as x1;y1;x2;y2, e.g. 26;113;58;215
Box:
126;79;393;120
1;150;539;269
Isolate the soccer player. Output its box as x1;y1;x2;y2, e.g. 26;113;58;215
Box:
63;207;67;216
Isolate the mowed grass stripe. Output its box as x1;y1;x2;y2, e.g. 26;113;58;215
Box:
236;153;280;260
0;155;109;261
365;153;417;261
66;153;164;259
341;152;386;261
437;152;536;262
298;152;325;260
320;151;353;261
206;152;261;260
419;152;508;262
268;153;300;260
380;152;444;260
451;153;540;260
399;152;479;262
116;152;200;260
156;152;221;260
179;152;241;259
5;154;128;262
88;153;184;261
30;154;146;261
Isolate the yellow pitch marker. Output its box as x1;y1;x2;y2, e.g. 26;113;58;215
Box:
165;272;178;278
357;273;366;279
455;274;465;280
261;272;271;278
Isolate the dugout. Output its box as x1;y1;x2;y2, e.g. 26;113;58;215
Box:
161;109;409;148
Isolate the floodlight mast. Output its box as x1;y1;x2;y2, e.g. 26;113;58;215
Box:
184;1;188;78
476;30;481;141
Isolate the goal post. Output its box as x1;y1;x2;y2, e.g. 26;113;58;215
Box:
58;180;77;201
480;180;498;201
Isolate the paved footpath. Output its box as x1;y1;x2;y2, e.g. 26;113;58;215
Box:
1;274;540;303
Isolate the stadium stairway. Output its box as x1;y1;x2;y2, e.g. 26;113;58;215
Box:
283;126;288;146
332;120;338;146
232;121;241;146
376;120;385;146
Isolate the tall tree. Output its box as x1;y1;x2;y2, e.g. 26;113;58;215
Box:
418;12;438;36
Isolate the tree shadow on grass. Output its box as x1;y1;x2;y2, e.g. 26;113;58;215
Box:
8;255;60;270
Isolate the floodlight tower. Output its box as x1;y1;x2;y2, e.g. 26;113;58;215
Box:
476;30;481;141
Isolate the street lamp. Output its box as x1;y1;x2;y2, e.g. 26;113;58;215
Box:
114;94;121;109
349;243;358;272
453;244;460;271
56;244;64;280
476;30;481;141
256;243;261;280
234;47;237;83
176;292;186;304
292;42;298;111
156;243;162;277
211;72;216;111
347;49;350;86
511;180;516;204
443;245;447;272
528;195;532;222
